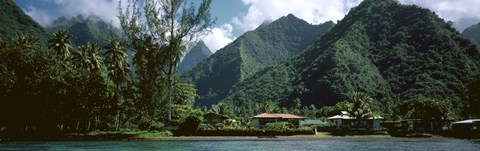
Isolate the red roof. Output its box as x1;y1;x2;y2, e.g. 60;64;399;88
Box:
251;113;304;119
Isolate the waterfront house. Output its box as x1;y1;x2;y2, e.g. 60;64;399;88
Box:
400;118;453;132
328;111;383;130
452;119;480;132
203;112;229;125
251;113;305;129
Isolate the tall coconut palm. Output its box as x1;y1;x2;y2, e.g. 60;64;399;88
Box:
48;30;72;61
344;92;374;129
73;43;103;74
104;37;130;130
104;37;129;85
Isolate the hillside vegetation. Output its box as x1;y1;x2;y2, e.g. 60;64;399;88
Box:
46;15;122;46
178;41;212;74
224;0;480;111
463;22;480;48
0;0;49;43
183;14;334;106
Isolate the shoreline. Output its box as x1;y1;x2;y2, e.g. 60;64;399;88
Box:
137;135;453;141
0;132;470;142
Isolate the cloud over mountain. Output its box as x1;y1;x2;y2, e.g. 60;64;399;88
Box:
21;0;480;52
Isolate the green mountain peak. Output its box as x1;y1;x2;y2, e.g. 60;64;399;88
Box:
183;14;334;107
46;15;121;46
0;0;49;43
463;22;480;48
178;40;212;74
224;0;480;111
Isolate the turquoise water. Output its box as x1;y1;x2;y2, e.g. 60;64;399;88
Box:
1;138;479;151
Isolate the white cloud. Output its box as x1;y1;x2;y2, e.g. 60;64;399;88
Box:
398;0;480;31
232;0;480;33
50;0;122;27
202;24;235;53
26;0;123;28
233;0;362;32
24;6;54;26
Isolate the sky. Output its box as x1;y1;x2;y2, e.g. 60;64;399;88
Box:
13;0;480;53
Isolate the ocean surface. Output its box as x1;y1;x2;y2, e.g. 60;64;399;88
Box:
1;138;479;151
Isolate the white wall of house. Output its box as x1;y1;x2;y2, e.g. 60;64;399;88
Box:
332;119;342;128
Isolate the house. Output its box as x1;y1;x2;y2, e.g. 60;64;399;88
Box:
203;112;229;125
251;113;305;129
451;119;480;138
452;119;480;133
328;111;383;130
400;118;453;132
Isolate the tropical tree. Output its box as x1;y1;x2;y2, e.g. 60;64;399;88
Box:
465;72;480;118
398;98;455;132
48;30;72;61
104;37;129;85
338;92;377;129
292;98;302;115
104;37;130;130
398;98;454;121
210;102;235;118
119;0;215;123
73;43;104;74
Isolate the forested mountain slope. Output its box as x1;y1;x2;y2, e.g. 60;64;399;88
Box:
0;0;49;43
224;0;480;109
46;15;121;46
184;14;334;106
178;41;212;74
463;22;480;48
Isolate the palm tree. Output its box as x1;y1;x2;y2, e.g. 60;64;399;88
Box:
104;37;130;130
48;30;72;61
344;92;374;129
15;35;38;49
104;37;129;85
73;43;103;74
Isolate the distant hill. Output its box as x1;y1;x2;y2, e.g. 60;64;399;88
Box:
46;15;122;46
178;41;212;74
0;0;49;43
224;0;480;109
463;22;480;48
183;14;334;107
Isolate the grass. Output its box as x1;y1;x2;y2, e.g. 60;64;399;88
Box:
86;130;173;138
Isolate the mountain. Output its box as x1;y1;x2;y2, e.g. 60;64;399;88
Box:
0;0;49;42
178;41;212;74
463;22;480;48
223;0;480;109
183;14;335;107
46;15;121;46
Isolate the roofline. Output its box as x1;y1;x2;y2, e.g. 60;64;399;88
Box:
250;113;305;119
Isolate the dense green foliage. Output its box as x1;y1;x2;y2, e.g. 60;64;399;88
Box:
398;98;454;120
120;0;215;123
46;15;122;46
224;0;480;117
178;41;212;74
463;22;480;48
0;35;115;136
183;14;334;106
0;0;214;138
0;0;49;43
465;73;480;117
